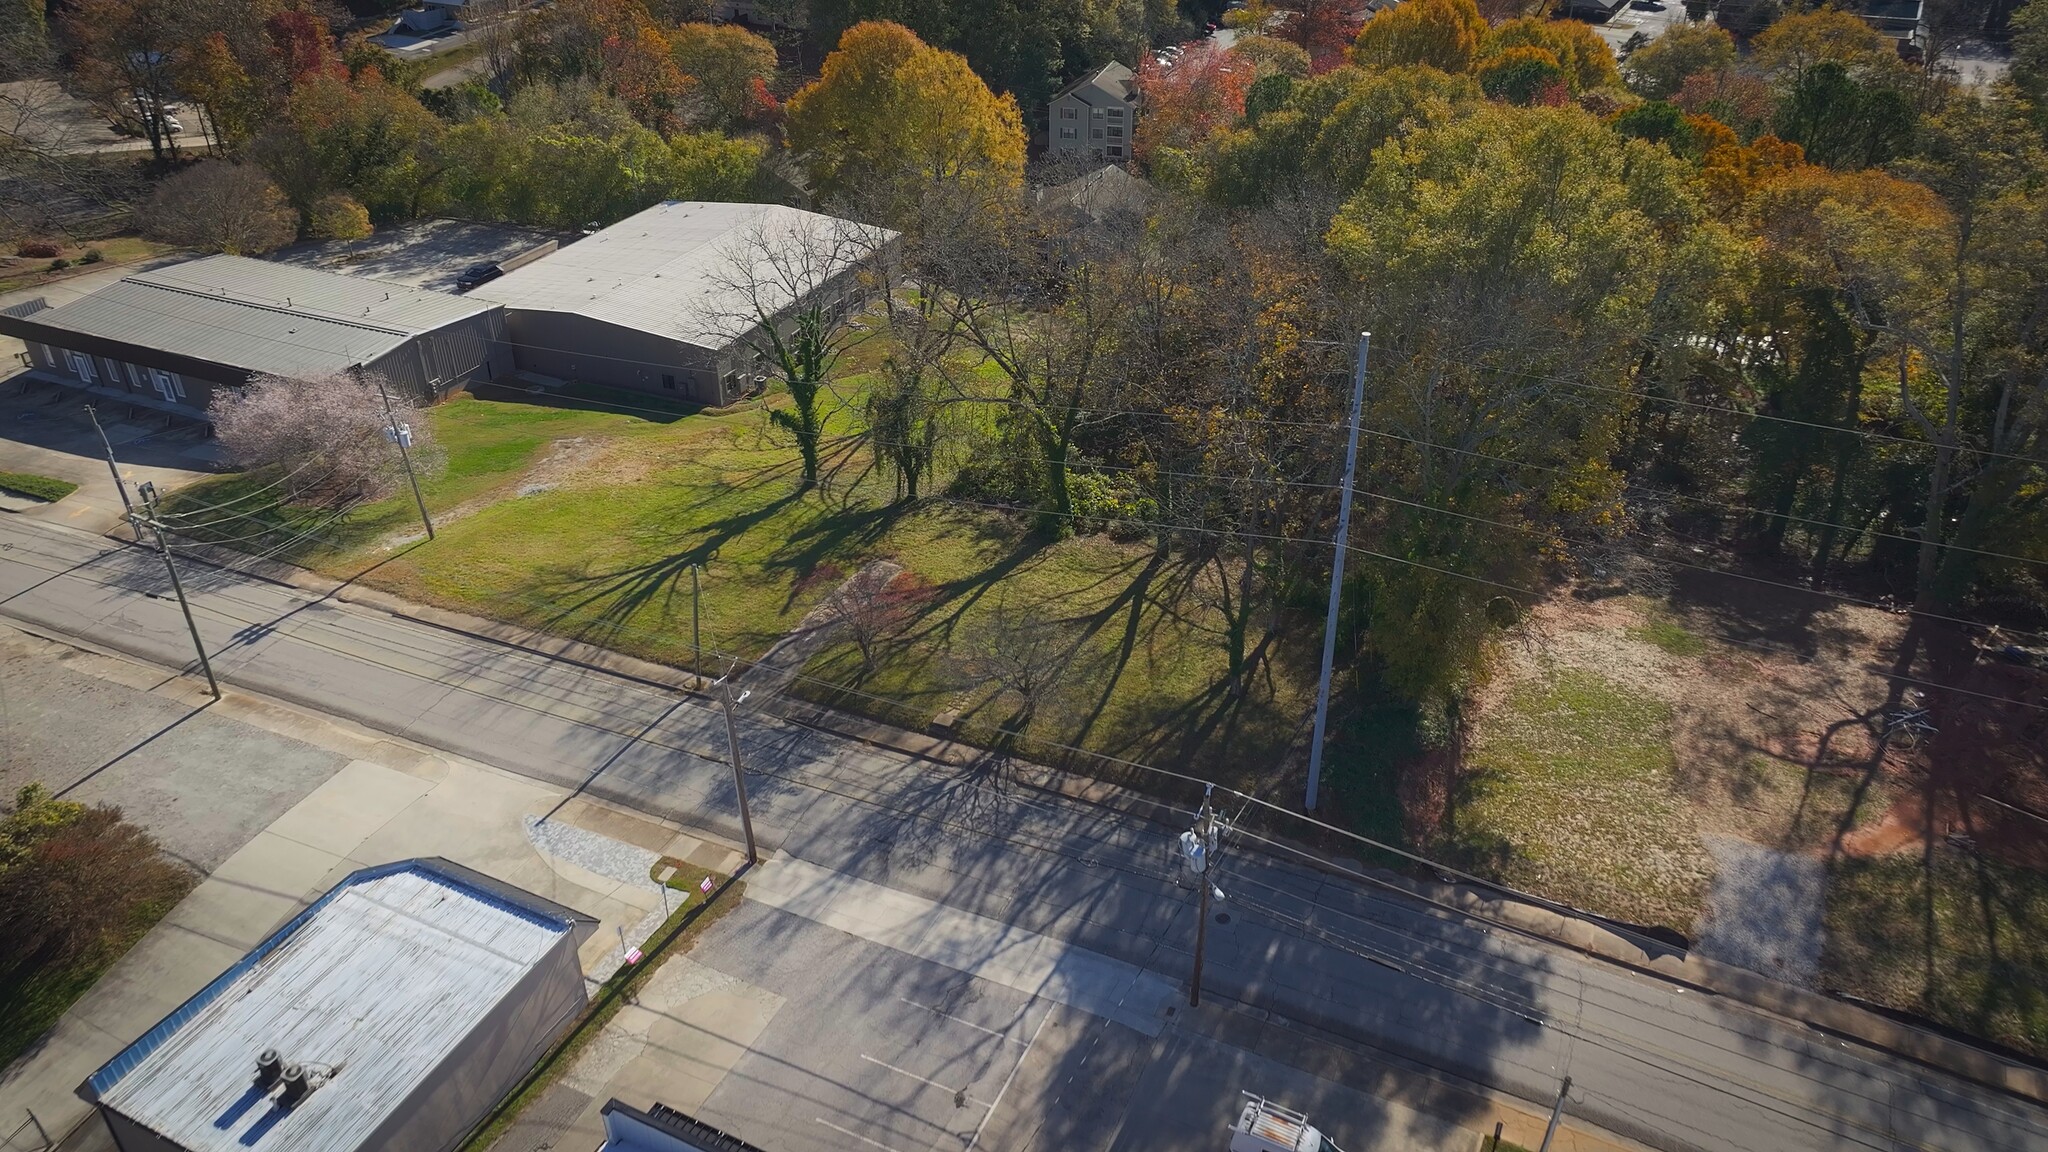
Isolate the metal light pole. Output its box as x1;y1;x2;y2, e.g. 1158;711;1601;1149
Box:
1182;785;1220;1008
713;667;758;864
1305;333;1370;813
133;482;220;700
373;376;434;540
1537;1076;1572;1152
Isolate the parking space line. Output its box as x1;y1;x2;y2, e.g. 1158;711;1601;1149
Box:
896;995;1031;1046
966;1006;1051;1151
860;1053;994;1109
815;1117;911;1152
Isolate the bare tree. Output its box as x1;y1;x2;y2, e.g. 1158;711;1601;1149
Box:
712;210;897;488
141;161;298;254
209;371;441;504
467;0;524;92
958;595;1080;725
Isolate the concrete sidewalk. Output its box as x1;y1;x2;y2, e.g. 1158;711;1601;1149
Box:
0;632;744;1149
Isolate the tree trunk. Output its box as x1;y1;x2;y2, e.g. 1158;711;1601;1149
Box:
1812;348;1870;578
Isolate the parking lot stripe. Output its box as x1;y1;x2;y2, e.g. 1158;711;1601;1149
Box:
896;996;1032;1046
814;1117;912;1152
860;1053;994;1109
966;1006;1051;1151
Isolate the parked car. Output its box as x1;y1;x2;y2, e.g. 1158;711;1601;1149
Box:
455;262;503;292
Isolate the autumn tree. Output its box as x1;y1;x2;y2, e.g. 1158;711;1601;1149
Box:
1134;41;1253;163
669;22;778;131
1326;104;1716;700
210;371;441;504
141;161;298;254
1350;0;1486;75
785;21;1025;228
256;70;445;222
1620;21;1736;101
516;0;690;134
1482;17;1620;94
1230;35;1313;80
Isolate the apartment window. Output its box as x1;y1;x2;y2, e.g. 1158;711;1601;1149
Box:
1107;108;1124;120
1060;106;1077;120
1092;127;1104;139
1108;145;1124;158
1092;107;1105;118
1060;126;1077;140
662;373;676;390
1107;125;1123;139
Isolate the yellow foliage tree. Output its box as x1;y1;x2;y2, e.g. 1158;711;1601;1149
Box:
1483;16;1620;93
1350;0;1486;75
785;21;1025;220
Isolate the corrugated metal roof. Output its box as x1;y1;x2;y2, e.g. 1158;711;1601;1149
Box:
92;861;576;1152
468;201;894;353
15;255;495;378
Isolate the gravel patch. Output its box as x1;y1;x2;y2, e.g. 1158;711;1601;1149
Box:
523;813;695;983
1695;834;1826;986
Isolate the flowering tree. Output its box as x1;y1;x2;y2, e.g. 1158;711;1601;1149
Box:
209;371;440;504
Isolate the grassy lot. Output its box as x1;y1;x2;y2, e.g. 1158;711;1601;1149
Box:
0;237;174;294
167;370;1312;791
0;470;78;503
1453;667;1713;929
1824;852;2048;1056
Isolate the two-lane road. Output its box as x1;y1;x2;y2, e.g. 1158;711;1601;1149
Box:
0;515;2044;1152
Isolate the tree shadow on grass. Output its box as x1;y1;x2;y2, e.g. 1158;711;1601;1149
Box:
530;486;806;646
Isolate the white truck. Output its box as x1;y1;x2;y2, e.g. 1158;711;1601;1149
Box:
1230;1093;1342;1152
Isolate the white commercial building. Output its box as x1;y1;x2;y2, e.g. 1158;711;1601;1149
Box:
84;858;596;1152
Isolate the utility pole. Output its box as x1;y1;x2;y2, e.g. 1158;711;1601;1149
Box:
1305;333;1370;813
85;404;137;539
1537;1076;1572;1152
373;376;434;540
1181;785;1220;1007
690;564;702;682
712;666;758;864
132;482;220;700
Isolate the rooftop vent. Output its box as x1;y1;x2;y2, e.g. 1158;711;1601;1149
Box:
278;1063;310;1108
254;1049;283;1088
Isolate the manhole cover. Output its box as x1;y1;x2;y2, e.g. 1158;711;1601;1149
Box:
1214;912;1231;925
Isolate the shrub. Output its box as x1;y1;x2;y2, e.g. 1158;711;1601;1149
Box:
0;799;193;975
15;241;60;259
80;247;105;264
47;257;70;270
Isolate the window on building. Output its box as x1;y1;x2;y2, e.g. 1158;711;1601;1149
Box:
1107;108;1123;120
1107;125;1123;139
1092;107;1105;118
104;357;121;382
1060;106;1077;120
1108;145;1124;158
35;345;52;368
1060;126;1077;140
127;363;143;388
1092;127;1104;139
71;352;95;383
150;369;183;401
662;374;676;390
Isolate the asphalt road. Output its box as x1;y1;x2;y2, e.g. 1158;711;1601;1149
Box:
1;514;2045;1152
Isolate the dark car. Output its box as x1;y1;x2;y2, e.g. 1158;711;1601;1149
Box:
455;262;502;292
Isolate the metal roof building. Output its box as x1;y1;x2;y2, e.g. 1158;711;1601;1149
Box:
468;201;896;406
0;256;512;422
84;858;595;1152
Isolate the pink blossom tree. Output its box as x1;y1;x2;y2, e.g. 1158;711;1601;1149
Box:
208;371;440;504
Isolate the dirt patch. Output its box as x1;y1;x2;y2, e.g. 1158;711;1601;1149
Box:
374;437;617;551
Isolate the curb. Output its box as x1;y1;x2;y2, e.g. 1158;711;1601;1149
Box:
119;532;2048;1110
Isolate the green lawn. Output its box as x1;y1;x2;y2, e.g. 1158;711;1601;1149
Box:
0;470;78;503
1454;668;1713;929
1824;853;2048;1057
167;376;1312;792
